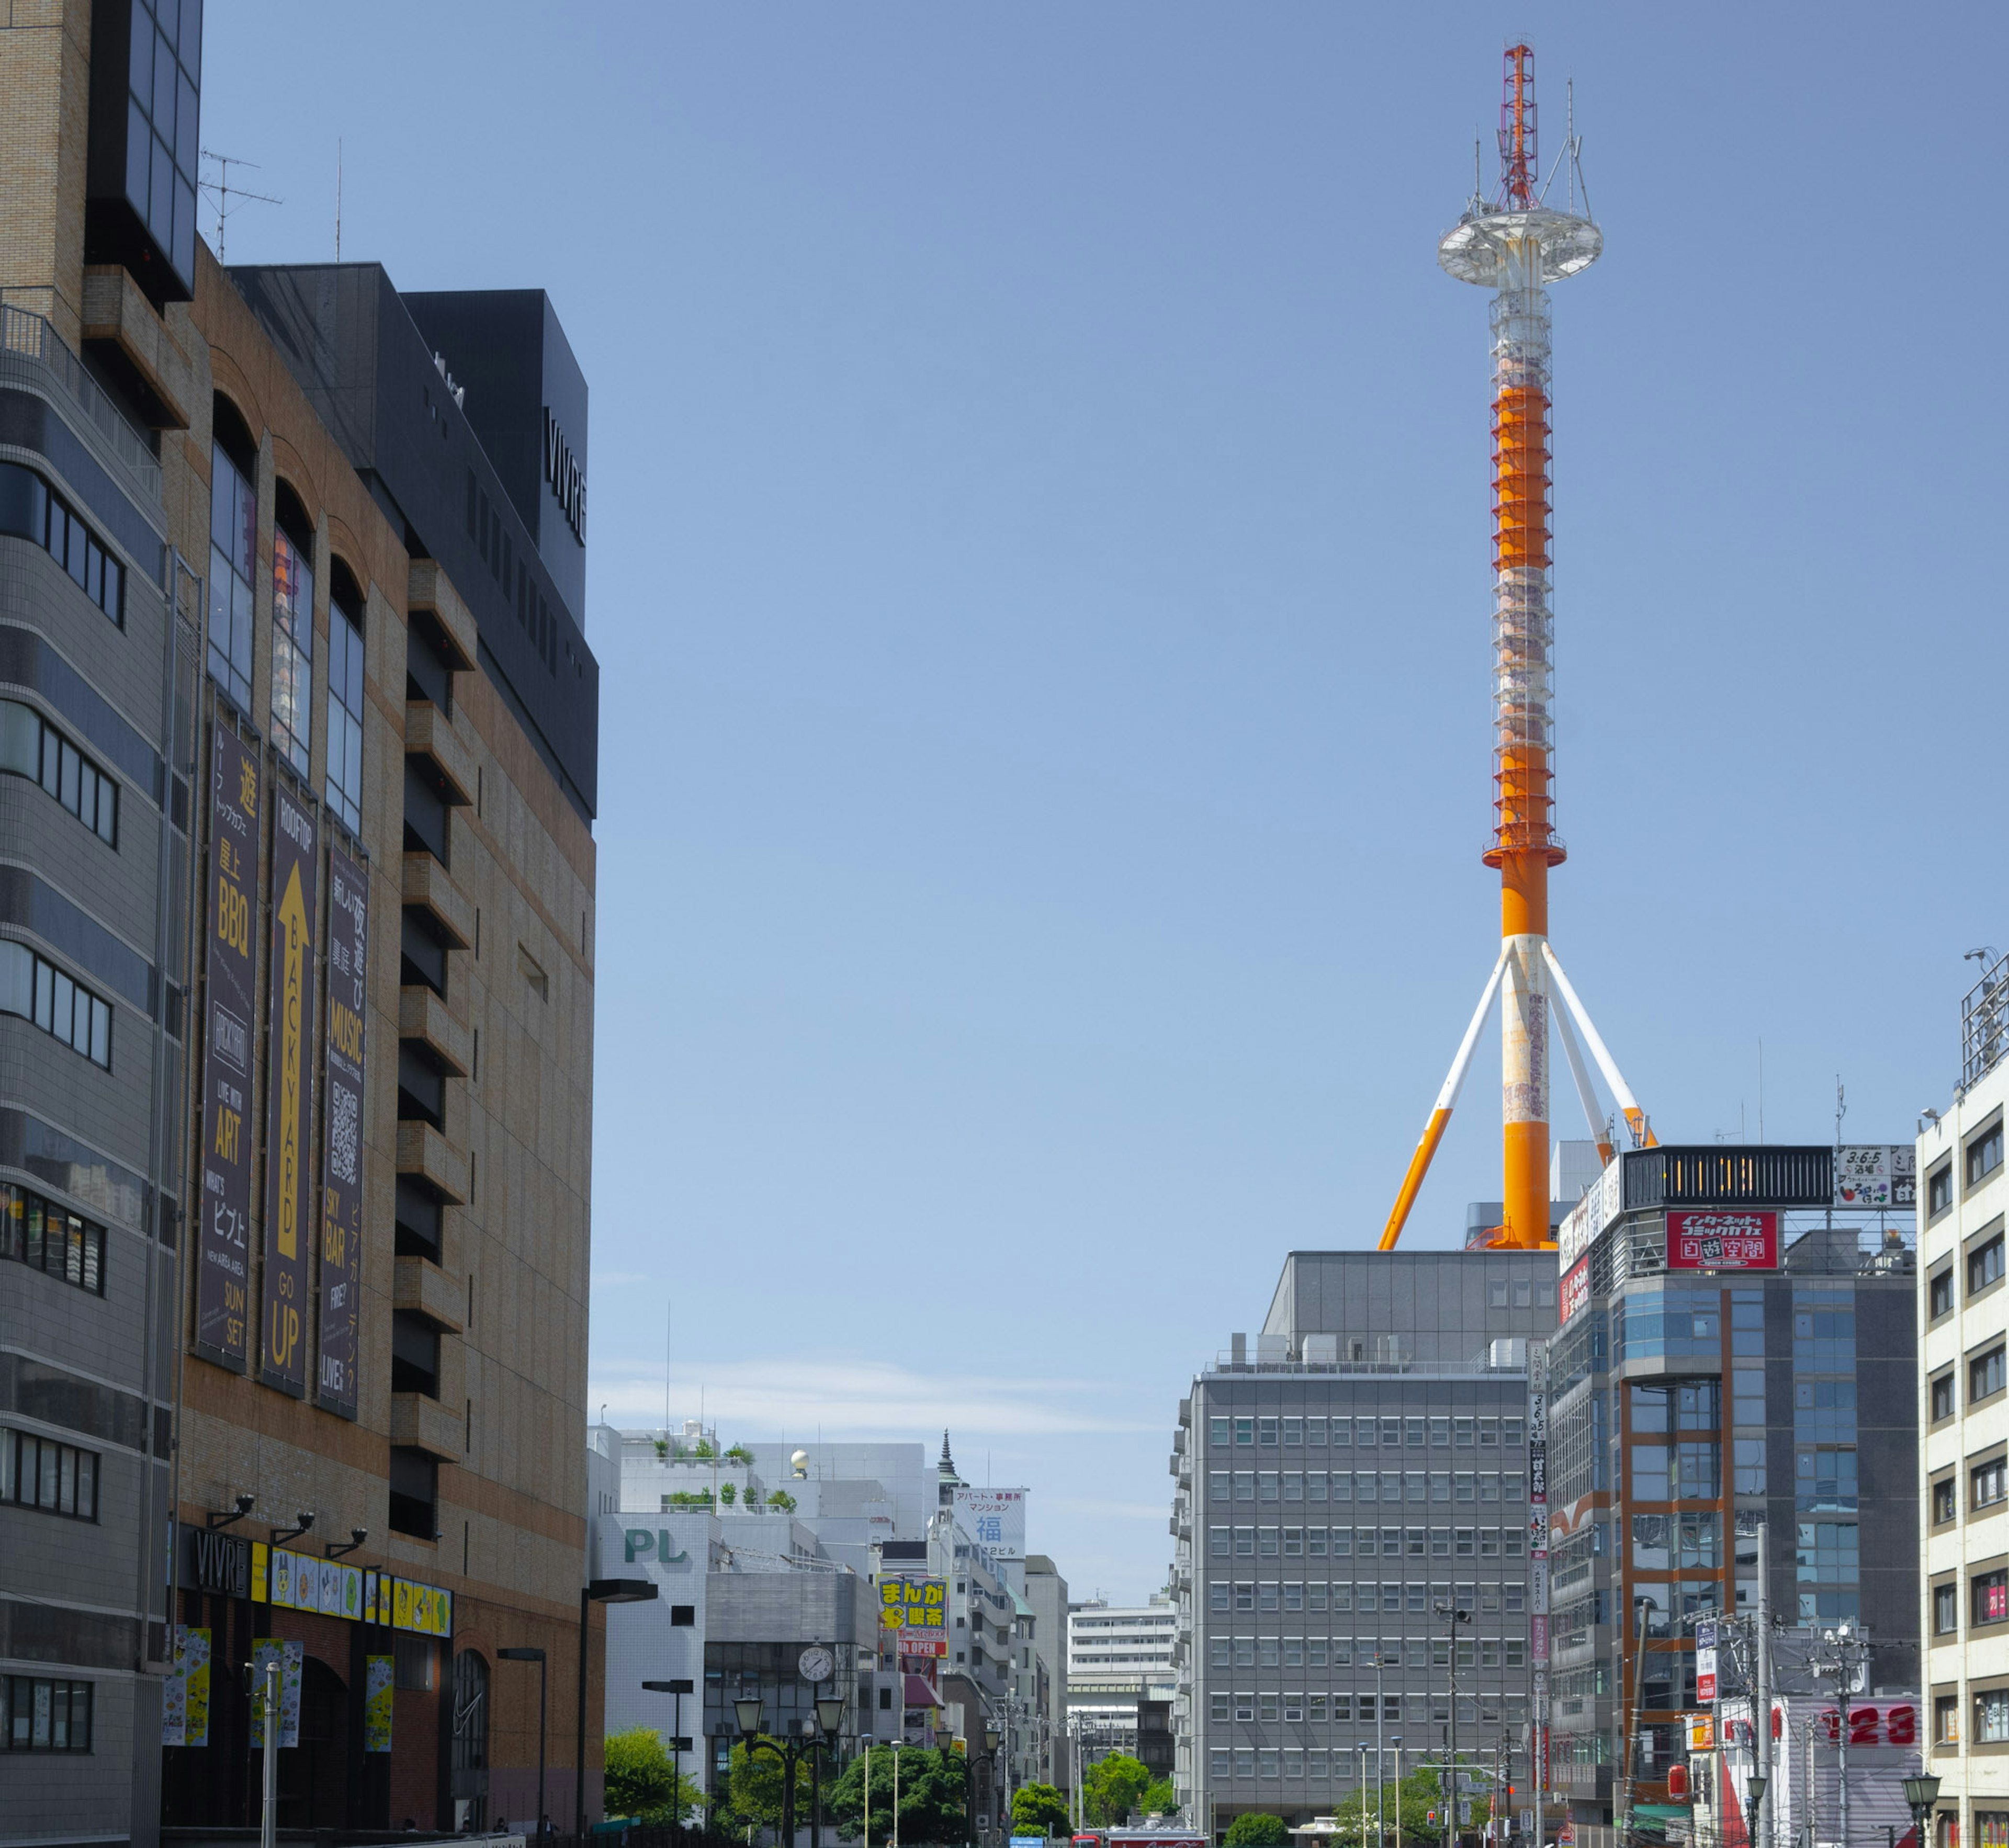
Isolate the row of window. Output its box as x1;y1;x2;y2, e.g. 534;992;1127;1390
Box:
0;463;126;625
0;1182;108;1296
1928;1119;2004;1218
1207;1525;1528;1561
207;434;369;832
1206;1737;1520;1783
1208;1469;1528;1504
1209;1686;1526;1724
0;698;120;846
1210;1580;1529;1615
0;1676;93;1752
1207;1415;1526;1449
1931;1233;2006;1319
1935;1692;2009;1749
1933;1345;2008;1420
1931;1460;2007;1526
1933;1572;2009;1635
0;939;113;1069
0;1427;99;1520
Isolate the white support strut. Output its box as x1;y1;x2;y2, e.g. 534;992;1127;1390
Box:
1541;942;1652;1143
1549;991;1610;1153
1440;947;1513;1110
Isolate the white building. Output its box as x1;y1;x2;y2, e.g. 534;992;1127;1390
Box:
1921;957;2009;1848
1069;1598;1179;1681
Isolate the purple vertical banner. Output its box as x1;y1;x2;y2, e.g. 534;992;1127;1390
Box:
195;728;258;1370
316;846;367;1418
259;786;318;1395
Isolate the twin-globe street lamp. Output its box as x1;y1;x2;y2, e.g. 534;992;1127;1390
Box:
736;1693;847;1848
1905;1773;1942;1848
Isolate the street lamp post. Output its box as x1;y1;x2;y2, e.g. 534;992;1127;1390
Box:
891;1739;905;1848
1747;1773;1768;1848
642;1679;696;1823
1621;1594;1659;1847
1903;1773;1941;1848
985;1725;1002;1845
498;1648;548;1835
1435;1604;1472;1843
577;1579;659;1840
736;1693;846;1848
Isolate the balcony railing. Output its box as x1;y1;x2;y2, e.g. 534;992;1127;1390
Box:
0;305;161;502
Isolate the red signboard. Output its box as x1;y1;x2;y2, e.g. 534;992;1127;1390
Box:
1666;1210;1778;1271
1560;1255;1590;1322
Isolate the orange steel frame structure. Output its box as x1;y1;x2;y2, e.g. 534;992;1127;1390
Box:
1380;43;1651;1254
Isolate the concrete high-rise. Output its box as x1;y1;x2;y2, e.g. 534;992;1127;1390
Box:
1172;1250;1559;1834
0;7;602;1836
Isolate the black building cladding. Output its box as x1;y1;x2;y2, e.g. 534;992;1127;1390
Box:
227;265;600;819
85;0;204;303
402;290;590;623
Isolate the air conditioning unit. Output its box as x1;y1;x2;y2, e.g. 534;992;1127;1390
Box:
1301;1333;1339;1365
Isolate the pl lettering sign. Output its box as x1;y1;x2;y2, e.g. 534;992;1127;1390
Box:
1560;1255;1590;1323
1666;1209;1778;1272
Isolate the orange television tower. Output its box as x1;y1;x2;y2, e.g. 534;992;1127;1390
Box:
1380;43;1653;1253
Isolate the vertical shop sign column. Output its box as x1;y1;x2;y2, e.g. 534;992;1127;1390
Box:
196;729;258;1369
259;787;318;1394
317;845;368;1416
1528;1342;1550;1818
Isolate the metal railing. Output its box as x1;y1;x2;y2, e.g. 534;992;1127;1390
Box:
0;303;162;501
1966;948;2009;1088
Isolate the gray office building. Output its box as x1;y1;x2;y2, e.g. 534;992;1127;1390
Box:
1172;1250;1560;1836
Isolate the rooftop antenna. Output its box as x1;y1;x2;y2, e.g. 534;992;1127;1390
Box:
198;151;280;265
335;139;343;261
1835;1076;1847;1150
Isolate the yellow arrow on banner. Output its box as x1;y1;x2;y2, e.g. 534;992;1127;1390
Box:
276;864;307;1260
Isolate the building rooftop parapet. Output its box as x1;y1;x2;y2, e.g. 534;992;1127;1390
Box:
1;305;163;505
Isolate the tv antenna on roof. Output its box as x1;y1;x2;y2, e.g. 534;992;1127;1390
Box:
199;151;280;264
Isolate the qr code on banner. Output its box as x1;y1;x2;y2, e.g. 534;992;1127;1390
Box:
329;1082;358;1186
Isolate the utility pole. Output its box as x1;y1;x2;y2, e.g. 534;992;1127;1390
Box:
1437;1601;1472;1840
1754;1516;1773;1848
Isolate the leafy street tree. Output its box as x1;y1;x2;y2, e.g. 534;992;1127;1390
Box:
1139;1777;1179;1818
717;1738;813;1838
827;1744;969;1845
1011;1783;1073;1836
1318;1765;1448;1847
1082;1752;1153;1827
1223;1816;1292;1847
604;1727;705;1823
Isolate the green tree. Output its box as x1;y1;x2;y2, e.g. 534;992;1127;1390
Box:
1323;1765;1447;1847
1224;1816;1291;1847
1138;1777;1179;1818
604;1727;706;1823
717;1738;814;1837
719;1481;738;1505
767;1489;798;1513
827;1744;968;1845
1082;1753;1153;1827
1011;1783;1071;1836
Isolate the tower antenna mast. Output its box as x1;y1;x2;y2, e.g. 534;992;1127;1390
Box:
1380;43;1651;1253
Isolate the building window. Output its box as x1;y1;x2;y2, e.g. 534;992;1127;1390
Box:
1939;1818;1961;1848
1979;1460;2008;1511
208;428;256;710
0;463;125;625
324;570;365;833
1933;1269;1956;1320
0;1676;92;1751
0;940;114;1069
1210;1527;1229;1560
1981;1819;2009;1848
1975;1571;2009;1628
0;1182;106;1295
1972;1125;2005;1189
1235;1418;1254;1446
1209;1416;1229;1445
1259;1417;1278;1447
1937;1584;1959;1634
1733;1439;1767;1495
1931;1163;1955;1218
1934;1374;1957;1422
1210;1693;1228;1722
1209;1748;1229;1782
1283;1417;1302;1446
1935;1479;1958;1525
269;508;314;778
1975;1347;2007;1406
0;1429;98;1520
1972;1235;2006;1298
1937;1695;1960;1743
0;701;119;846
1979;1695;2009;1744
388;1446;437;1539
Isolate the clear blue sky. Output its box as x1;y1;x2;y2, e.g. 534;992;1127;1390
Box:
205;3;2008;1602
